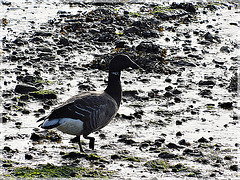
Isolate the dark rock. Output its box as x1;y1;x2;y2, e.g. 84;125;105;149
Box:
229;22;238;26
220;46;230;53
2;163;13;167
136;42;161;54
172;60;196;67
3;146;11;152
118;134;136;145
183;148;203;156
30;133;41;141
111;154;121;160
22;109;30;114
176;131;182;136
196;158;210;164
164;92;174;98
176;120;182;125
115;41;127;48
33;31;52;36
155;12;170;21
25;154;33;160
158;152;177;159
123;90;138;97
59;37;69;46
198;80;215;86
30;37;44;43
165;86;173;91
204;32;215;42
230;165;238;171
199;89;212;98
1;116;11;123
178;139;191;146
15;84;38;94
13;38;27;46
218;102;233;109
3;103;11;110
19;94;29;101
36;47;52;52
228;73;238;92
2;1;11;5
165;78;172;83
206;24;213;28
198;137;209;143
29;91;57;100
154;138;165;146
62;152;87;159
174;97;181;103
166;143;184;150
224;155;234;160
124;26;140;34
171;2;196;13
172;89;182;95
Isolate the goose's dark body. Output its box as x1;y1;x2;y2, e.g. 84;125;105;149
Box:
38;54;140;152
40;91;118;136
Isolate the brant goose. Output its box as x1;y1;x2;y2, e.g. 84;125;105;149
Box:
38;54;141;152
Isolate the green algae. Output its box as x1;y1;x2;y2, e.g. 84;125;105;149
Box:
29;90;57;99
124;156;142;162
144;159;169;171
7;163;113;178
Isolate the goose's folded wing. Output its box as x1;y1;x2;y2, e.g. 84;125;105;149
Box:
38;92;118;133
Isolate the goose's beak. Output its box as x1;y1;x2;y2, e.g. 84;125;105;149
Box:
130;61;144;73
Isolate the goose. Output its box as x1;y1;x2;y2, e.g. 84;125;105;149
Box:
37;54;141;152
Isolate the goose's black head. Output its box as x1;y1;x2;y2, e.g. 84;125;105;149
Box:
109;54;140;72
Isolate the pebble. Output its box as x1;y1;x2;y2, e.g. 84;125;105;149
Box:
158;152;177;159
218;102;233;109
15;84;38;94
198;137;209;143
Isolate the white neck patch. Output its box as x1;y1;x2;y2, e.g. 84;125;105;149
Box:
111;72;120;76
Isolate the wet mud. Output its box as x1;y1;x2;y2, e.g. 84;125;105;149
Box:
0;0;239;179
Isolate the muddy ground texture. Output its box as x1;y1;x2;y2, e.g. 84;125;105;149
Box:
0;1;239;179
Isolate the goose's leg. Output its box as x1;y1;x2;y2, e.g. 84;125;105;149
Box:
83;135;95;150
77;135;85;153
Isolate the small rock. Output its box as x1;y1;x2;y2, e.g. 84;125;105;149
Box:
118;134;136;145
178;139;191;146
199;89;212;97
198;137;209;143
22;109;31;114
230;165;238;171
59;37;69;46
25;154;33;160
111;154;121;160
176;120;182;125
158;152;177;159
165;86;173;91
62;152;87;159
164;92;174;98
204;32;215;42
176;131;183;136
220;46;230;53
224;155;234;160
183;148;203;156
30;132;41;141
172;89;182;95
198;80;215;86
218;102;233;109
174;97;181;103
166;143;183;150
2;163;13;167
3;146;11;152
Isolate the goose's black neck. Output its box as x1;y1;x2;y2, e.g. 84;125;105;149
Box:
104;71;122;107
